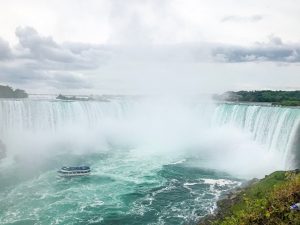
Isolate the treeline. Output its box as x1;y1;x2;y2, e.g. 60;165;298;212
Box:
213;90;300;106
0;85;28;98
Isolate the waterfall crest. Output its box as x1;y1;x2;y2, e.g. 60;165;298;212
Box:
213;104;300;167
0;99;299;168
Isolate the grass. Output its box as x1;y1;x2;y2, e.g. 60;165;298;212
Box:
201;170;300;225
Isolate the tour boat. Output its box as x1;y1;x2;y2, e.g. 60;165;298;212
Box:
58;166;91;177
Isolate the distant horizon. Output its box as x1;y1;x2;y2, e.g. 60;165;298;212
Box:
1;82;300;97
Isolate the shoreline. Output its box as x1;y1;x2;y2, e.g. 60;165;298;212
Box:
198;170;300;225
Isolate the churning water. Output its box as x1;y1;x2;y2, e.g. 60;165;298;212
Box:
0;97;299;225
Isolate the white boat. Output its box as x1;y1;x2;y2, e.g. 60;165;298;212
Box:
58;166;91;177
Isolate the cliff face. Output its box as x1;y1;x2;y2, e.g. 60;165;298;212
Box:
199;170;300;225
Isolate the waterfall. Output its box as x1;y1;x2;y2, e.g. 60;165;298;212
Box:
0;99;299;168
0;99;131;133
213;103;300;167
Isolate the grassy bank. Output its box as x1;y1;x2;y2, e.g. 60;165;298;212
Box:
199;170;300;225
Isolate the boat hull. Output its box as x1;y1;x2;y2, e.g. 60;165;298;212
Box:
58;166;91;177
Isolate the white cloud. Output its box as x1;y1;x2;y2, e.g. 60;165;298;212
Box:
0;27;109;90
221;15;264;23
0;38;12;60
0;0;300;94
212;35;300;63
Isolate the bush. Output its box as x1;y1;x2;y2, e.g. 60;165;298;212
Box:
200;171;300;225
203;171;300;225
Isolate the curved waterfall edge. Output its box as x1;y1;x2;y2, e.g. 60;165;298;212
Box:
0;99;299;170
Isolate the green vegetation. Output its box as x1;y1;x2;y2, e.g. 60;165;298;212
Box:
200;171;300;225
0;85;28;98
280;100;300;106
213;91;300;106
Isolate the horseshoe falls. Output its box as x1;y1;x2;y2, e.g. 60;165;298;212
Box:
212;104;300;169
0;98;299;225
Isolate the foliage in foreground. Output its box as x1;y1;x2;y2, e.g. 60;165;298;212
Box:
205;171;300;225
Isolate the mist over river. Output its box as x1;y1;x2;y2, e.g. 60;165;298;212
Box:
0;97;299;225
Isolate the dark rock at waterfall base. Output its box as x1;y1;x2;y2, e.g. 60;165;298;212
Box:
0;139;6;160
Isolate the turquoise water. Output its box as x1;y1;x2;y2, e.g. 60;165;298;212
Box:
1;99;300;225
0;151;240;225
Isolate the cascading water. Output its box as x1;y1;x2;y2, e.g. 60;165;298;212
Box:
0;98;299;225
1;99;299;167
0;99;131;133
212;103;300;168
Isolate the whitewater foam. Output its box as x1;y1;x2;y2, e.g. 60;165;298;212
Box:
0;98;300;224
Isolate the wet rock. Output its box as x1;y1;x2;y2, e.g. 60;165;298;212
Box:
0;139;6;160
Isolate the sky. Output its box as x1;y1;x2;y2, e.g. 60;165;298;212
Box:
0;0;299;95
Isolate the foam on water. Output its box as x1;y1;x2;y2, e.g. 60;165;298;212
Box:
0;156;240;224
0;98;300;224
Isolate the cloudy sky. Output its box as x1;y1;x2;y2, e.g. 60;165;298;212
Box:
0;0;299;94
